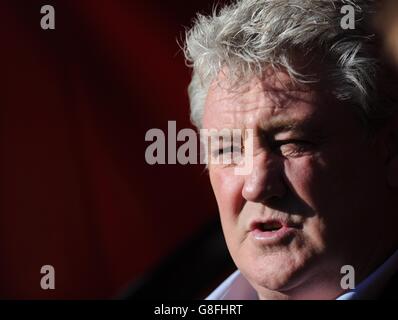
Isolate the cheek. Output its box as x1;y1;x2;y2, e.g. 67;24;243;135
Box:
283;156;324;205
285;148;377;214
283;157;328;245
209;168;245;218
283;154;353;225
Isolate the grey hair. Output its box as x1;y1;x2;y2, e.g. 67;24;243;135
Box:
184;0;398;130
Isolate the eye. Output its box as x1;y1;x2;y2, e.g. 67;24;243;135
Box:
271;139;314;157
213;145;242;157
211;145;244;165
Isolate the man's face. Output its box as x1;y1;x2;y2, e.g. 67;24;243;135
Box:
202;69;390;299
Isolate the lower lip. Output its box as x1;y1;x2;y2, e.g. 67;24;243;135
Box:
250;225;298;244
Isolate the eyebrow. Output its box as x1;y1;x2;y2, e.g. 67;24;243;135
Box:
260;117;300;133
204;129;244;140
260;116;324;137
202;115;325;142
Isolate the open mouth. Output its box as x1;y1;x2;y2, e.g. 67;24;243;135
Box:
250;219;301;243
258;220;283;232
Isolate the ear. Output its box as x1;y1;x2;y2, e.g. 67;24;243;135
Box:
385;115;398;188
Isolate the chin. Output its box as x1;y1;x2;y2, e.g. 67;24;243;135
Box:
237;247;316;292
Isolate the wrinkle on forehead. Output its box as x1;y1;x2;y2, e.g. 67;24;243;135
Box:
203;68;318;130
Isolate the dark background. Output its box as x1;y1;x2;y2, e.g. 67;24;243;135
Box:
0;0;232;299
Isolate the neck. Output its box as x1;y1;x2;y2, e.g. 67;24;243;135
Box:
256;276;345;300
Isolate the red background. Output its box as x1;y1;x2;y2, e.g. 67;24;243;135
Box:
0;0;222;299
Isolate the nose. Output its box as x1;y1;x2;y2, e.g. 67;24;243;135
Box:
242;152;286;203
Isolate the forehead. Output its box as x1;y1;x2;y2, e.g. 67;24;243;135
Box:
202;69;327;131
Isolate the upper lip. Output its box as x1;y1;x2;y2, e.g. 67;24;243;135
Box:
249;218;302;232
